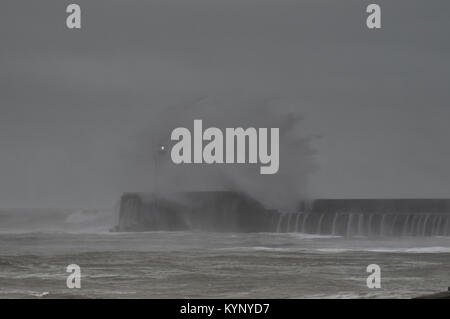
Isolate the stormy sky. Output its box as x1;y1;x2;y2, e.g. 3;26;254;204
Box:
1;0;449;208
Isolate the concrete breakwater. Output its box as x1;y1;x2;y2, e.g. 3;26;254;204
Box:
114;193;450;236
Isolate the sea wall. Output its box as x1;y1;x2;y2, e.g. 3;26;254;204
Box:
115;192;278;232
274;199;450;236
114;194;450;236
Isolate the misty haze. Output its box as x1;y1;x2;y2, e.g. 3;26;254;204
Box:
0;0;449;299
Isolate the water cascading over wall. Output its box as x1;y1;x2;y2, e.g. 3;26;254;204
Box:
114;194;450;236
273;199;450;236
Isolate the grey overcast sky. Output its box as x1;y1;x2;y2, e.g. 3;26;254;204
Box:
1;1;450;208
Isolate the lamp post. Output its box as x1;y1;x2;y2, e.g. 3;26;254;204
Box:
153;141;166;194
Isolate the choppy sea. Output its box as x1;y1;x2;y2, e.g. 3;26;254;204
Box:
0;209;449;299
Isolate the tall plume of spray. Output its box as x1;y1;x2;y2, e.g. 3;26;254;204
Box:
134;97;318;212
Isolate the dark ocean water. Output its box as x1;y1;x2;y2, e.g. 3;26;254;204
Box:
0;229;449;299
